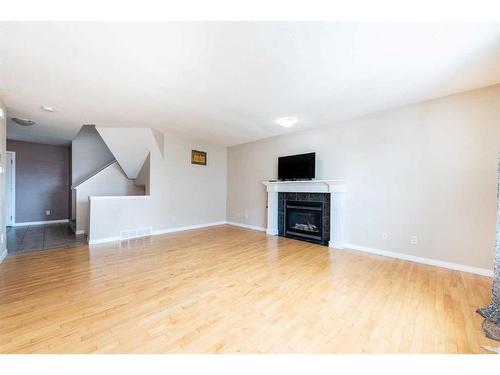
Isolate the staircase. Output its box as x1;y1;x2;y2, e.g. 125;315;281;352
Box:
70;126;161;236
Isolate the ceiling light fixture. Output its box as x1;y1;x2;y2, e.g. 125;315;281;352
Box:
276;117;297;128
12;117;36;126
41;106;55;112
0;108;4;120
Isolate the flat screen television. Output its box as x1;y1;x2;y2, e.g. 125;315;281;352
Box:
278;152;315;180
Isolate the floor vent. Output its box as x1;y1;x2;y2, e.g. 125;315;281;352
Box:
120;227;152;241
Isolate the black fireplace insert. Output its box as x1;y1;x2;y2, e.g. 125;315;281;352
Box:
285;200;324;244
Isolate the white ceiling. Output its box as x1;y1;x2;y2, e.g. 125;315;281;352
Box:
1;22;499;146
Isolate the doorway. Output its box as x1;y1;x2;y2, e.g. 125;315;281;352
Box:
5;151;15;226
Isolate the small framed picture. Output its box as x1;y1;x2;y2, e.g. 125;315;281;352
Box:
191;150;207;165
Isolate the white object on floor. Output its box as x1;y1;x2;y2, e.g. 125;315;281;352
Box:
482;345;500;354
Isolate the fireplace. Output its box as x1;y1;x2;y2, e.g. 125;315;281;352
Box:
278;192;330;246
285;200;323;244
264;180;346;248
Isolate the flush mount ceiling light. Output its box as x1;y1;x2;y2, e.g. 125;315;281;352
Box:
41;106;55;112
12;117;36;126
276;117;297;128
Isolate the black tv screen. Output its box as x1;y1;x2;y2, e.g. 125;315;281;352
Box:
278;152;315;180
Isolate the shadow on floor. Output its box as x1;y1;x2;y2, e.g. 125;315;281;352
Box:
6;223;87;255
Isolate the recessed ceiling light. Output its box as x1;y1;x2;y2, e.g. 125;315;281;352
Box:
11;117;36;126
41;106;55;112
276;117;297;128
0;108;4;120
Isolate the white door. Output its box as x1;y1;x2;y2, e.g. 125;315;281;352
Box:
5;151;15;226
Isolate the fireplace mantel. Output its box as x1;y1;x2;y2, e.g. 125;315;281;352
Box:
262;180;347;249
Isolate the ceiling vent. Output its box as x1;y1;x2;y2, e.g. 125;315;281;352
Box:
12;117;36;126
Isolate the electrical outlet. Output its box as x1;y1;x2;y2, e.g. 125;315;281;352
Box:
244;212;249;219
237;212;241;218
410;235;418;245
46;210;51;216
382;232;388;240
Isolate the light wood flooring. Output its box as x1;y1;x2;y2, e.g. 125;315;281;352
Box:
0;225;496;353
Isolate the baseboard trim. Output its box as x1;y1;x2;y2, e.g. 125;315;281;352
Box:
152;221;227;236
0;248;7;263
344;243;493;277
225;221;267;232
88;236;119;245
13;219;69;227
329;241;345;250
88;221;227;245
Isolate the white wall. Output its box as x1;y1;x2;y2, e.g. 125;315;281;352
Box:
0;97;7;262
96;127;153;179
227;85;500;270
75;162;144;234
88;129;227;243
71;125;115;186
134;154;150;195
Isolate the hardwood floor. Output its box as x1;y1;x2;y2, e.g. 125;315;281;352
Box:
0;225;496;353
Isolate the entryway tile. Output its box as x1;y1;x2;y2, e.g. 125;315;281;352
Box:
6;223;87;256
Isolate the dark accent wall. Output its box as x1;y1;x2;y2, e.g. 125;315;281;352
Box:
7;140;70;223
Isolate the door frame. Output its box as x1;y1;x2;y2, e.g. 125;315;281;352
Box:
5;151;15;226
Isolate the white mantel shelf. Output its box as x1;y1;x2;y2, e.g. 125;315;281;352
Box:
263;179;347;193
262;179;347;249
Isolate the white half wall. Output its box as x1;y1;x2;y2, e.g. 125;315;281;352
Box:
88;130;227;244
134;154;151;195
227;84;500;271
75;162;144;234
89;196;153;242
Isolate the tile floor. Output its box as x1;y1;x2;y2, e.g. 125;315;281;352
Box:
6;223;87;255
